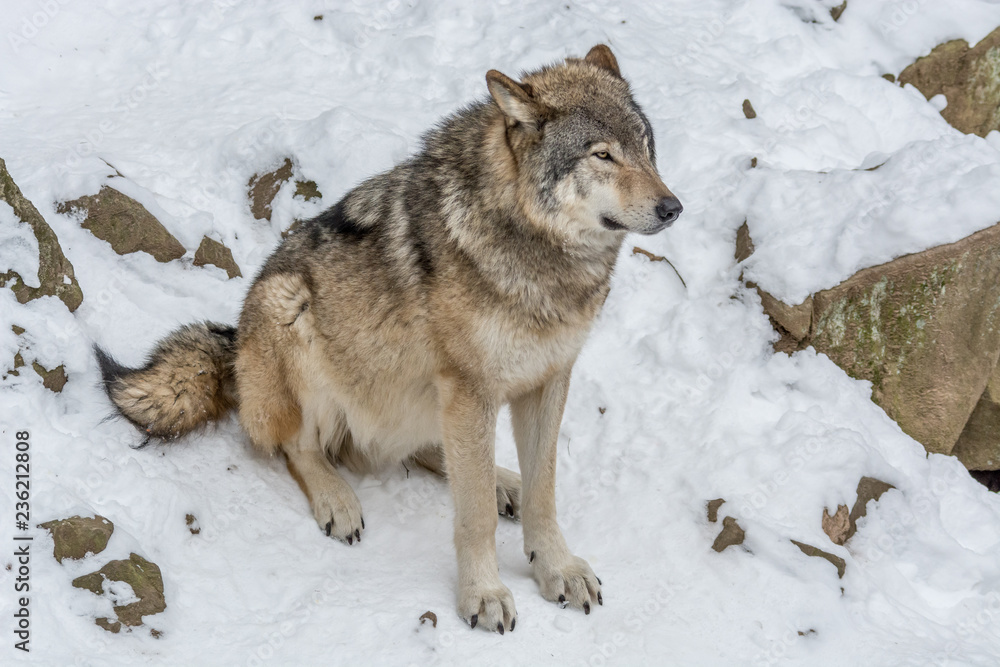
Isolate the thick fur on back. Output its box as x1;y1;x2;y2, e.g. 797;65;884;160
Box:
96;322;238;439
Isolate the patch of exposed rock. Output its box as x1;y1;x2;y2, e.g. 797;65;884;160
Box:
0;158;83;312
57;186;185;263
738;222;1000;469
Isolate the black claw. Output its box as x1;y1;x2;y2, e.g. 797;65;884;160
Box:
361;517;365;530
596;576;602;586
325;522;332;537
510;617;516;631
347;534;353;545
506;503;514;517
497;622;504;635
598;592;603;606
584;601;591;615
354;529;360;540
558;594;566;608
529;551;535;564
470;614;478;629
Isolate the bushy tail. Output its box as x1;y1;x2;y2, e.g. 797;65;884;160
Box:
95;322;238;440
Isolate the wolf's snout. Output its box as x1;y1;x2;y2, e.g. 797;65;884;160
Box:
655;197;683;225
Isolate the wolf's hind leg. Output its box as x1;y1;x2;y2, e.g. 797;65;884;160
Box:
413;446;521;520
283;429;364;545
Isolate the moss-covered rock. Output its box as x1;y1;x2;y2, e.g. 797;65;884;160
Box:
743;223;1000;458
57;186;185;263
193;236;241;279
809;224;1000;455
39;515;114;563
898;27;1000;137
0;158;83;312
72;553;166;630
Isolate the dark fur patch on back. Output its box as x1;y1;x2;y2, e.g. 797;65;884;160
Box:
315;200;368;237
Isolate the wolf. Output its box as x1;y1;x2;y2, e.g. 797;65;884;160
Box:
96;44;682;634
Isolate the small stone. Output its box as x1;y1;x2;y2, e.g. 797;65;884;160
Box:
791;539;846;578
846;477;894;541
249;158;294;221
830;1;846;21
39;515;114;563
711;516;745;552
742;99;757;119
294;180;322;202
31;361;67;393
419;611;437;628
72;553;166;628
822;504;850;545
193;236;241;279
185;514;201;535
707;498;725;523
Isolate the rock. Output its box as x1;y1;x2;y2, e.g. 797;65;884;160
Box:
741;222;1000;458
898;27;1000;137
822;504;850;546
707;498;725;523
830;1;847;21
0;158;83;312
248;157;322;222
735;221;755;263
711;516;745;552
419;611;437;628
295;179;322;202
953;364;1000;469
846;477;894;541
185;513;201;535
72;553;166;629
791;540;846;578
95;618;122;633
39;515;114;563
193;236;241;279
57;186;185;263
742;99;757;119
823;477;895;546
31;361;67;393
810;224;1000;455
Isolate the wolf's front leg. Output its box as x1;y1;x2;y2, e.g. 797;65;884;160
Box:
512;367;602;613
440;379;516;634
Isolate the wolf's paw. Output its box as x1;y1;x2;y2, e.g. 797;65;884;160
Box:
311;484;364;545
496;466;521;520
459;581;517;634
531;552;602;613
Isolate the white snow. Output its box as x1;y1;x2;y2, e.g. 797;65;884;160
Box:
2;0;1000;665
0;201;41;289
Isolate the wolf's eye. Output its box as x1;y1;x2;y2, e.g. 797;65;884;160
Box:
593;150;612;161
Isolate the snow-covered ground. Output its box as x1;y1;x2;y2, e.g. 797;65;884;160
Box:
3;0;1000;664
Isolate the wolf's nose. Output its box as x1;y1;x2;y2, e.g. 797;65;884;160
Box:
655;197;683;224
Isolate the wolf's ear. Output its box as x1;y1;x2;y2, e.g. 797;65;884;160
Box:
584;44;621;78
486;70;542;128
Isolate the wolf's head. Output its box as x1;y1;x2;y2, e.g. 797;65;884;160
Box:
487;45;682;241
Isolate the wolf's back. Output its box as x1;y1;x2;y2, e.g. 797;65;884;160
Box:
95;322;238;440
